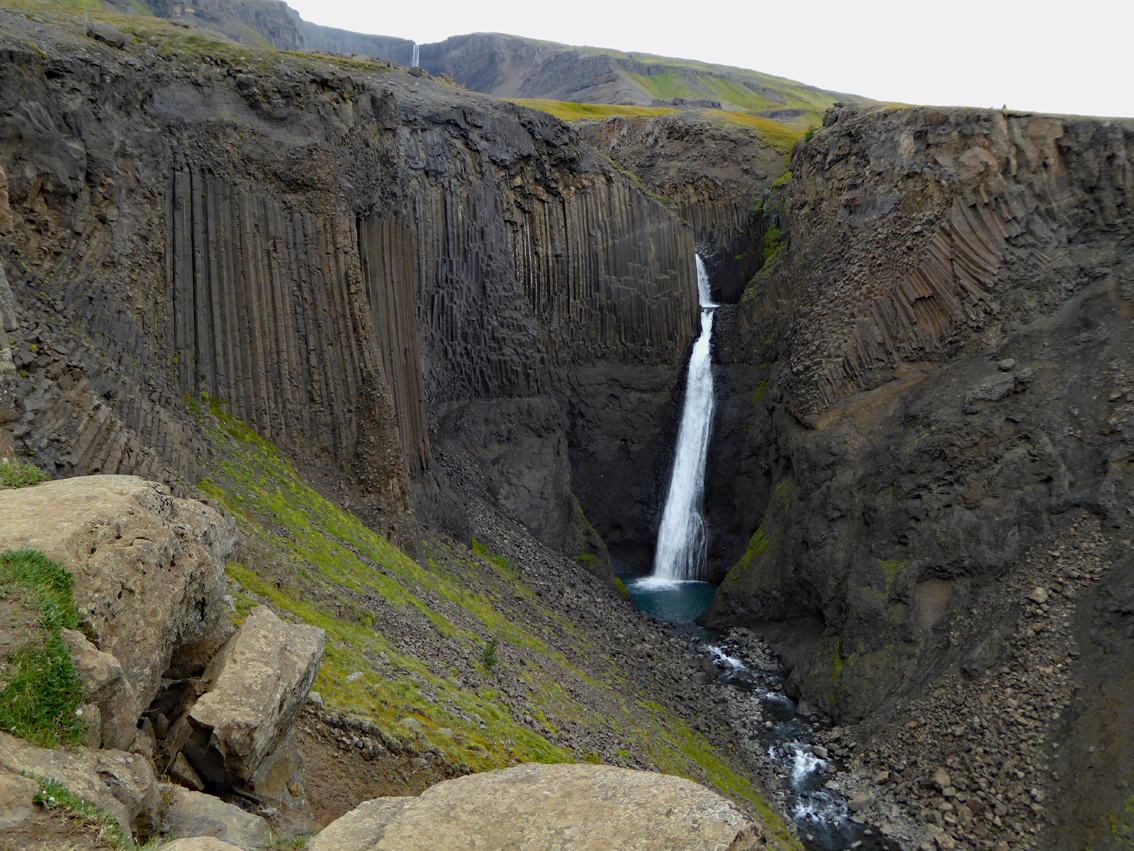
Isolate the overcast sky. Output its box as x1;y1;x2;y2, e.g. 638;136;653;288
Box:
286;0;1131;119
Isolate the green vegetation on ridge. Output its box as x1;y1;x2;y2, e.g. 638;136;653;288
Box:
0;458;48;490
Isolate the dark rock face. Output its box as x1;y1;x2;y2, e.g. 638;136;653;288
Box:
147;0;304;50
296;20;414;64
574;113;786;303
700;103;1134;843
0;12;695;575
570;113;788;571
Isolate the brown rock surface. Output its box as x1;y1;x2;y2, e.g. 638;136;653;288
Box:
159;839;248;851
60;628;132;750
160;786;272;850
309;763;766;851
0;731;160;839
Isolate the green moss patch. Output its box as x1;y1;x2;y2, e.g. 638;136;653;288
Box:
879;558;907;594
733;523;771;576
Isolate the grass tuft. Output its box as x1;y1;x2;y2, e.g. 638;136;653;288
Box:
34;776;131;848
0;458;48;490
0;550;84;748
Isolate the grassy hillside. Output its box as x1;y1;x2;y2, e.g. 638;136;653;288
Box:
192;398;798;847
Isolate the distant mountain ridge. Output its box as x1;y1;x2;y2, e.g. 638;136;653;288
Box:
418;33;868;122
103;0;868;120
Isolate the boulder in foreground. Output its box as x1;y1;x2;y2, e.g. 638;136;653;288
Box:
309;762;774;850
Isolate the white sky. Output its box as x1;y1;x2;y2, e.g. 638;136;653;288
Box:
286;0;1133;119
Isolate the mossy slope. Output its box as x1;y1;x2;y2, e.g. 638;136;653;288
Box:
195;402;798;848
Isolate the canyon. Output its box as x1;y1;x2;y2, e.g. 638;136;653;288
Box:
0;3;1132;850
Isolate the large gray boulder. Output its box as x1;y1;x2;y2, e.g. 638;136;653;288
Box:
308;763;768;851
182;605;324;791
160;786;272;850
160;839;248;851
0;475;236;750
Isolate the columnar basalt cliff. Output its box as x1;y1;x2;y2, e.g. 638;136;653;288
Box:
0;11;697;568
571;111;791;569
574;112;788;303
704;104;1134;849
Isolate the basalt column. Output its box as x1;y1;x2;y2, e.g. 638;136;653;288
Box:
358;216;430;474
167;164;411;516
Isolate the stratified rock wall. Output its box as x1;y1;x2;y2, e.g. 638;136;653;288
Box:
707;103;1134;721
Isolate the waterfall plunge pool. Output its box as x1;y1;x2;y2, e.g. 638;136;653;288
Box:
621;575;717;625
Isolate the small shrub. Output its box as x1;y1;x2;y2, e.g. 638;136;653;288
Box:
0;458;48;490
480;634;501;672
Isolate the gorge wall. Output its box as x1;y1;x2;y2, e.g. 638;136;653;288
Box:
572;110;789;571
703;104;1134;848
0;11;697;569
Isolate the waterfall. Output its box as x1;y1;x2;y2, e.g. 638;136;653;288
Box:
411;42;420;68
651;255;717;582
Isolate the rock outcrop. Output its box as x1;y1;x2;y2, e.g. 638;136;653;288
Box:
0;477;326;846
181;606;324;795
307;763;769;850
0;476;234;749
0;731;163;838
160;787;273;849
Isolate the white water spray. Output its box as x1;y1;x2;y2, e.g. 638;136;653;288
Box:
651;255;717;582
411;42;420;68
